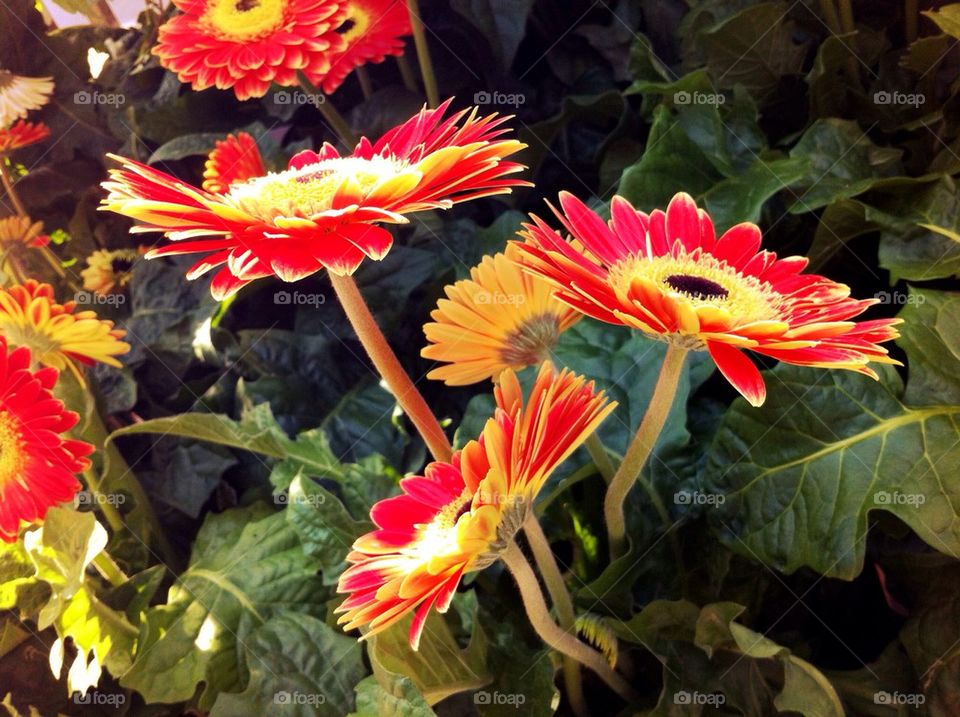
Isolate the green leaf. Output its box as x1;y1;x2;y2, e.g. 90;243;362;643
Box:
897;288;960;406
703;156;809;232
923;4;960;38
210;612;366;717
450;0;534;72
704;365;960;579
148;133;224;164
121;505;327;709
349;676;436;717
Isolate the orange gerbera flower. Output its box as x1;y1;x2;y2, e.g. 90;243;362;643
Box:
0;216;48;248
422;244;581;385
0;120;50;153
101;100;528;299
154;0;345;101
202;132;267;194
0;338;93;542
515;192;902;407
337;364;615;648
318;0;411;94
0;72;54;127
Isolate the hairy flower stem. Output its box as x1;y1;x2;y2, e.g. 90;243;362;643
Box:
297;73;358;148
405;0;440;108
818;0;841;34
585;433;616;483
396;54;419;93
329;272;453;462
92;550;127;587
0;160;27;216
522;516;590;717
604;344;687;559
502;541;639;704
356;66;374;99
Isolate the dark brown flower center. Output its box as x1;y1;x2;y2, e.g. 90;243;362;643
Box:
111;258;134;274
234;0;259;12
665;274;729;300
336;18;357;34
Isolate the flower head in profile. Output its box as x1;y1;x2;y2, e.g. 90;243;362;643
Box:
0;216;49;248
0;120;50;154
0;280;130;374
81;248;142;295
101;100;529;299
336;364;614;648
0;338;93;542
317;0;411;94
0;71;54;127
202;132;267;194
422;244;581;385
154;0;345;100
515;192;902;406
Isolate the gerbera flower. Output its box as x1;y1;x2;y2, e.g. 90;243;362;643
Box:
0;216;49;248
317;0;411;94
0;338;93;542
0;120;50;154
0;280;130;375
80;248;141;295
153;0;345;101
422;244;581;385
0;71;54;127
202;132;266;194
515;192;902;407
336;364;615;648
100;100;529;299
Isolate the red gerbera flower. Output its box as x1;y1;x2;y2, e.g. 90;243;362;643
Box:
202;132;267;193
337;364;615;648
101;100;529;299
0;120;50;154
515;192;902;406
318;0;411;94
153;0;345;101
0;338;93;542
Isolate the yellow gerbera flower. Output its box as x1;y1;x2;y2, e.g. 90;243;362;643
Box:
421;244;581;385
81;248;140;295
0;281;130;377
0;71;54;127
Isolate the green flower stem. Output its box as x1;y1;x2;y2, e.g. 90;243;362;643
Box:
396;54;419;93
838;0;855;33
405;0;440;108
83;467;124;534
356;66;373;99
0;159;27;216
92;550;127;587
584;433;616;483
818;0;842;34
521;516;590;717
329;272;453;462
501;541;639;704
297;72;357;148
604;344;687;559
905;0;918;42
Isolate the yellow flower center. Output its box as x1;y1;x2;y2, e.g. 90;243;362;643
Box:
500;313;561;367
203;0;285;42
407;488;473;560
0;410;26;494
610;250;783;327
335;7;373;44
226;156;406;221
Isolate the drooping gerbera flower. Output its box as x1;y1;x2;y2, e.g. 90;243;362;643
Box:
202;132;266;194
0;120;50;154
0;71;54;127
80;248;141;295
336;364;614;648
0;280;130;374
515;192;902;407
0;216;48;248
318;0;411;94
0;338;93;542
101;100;529;299
421;244;581;385
153;0;345;101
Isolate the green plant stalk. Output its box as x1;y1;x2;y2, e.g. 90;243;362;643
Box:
0;159;27;216
92;550;127;587
604;344;687;559
905;0;918;42
837;0;855;33
501;541;639;704
585;433;615;483
297;72;358;147
396;53;419;93
405;0;440;108
522;516;590;717
356;66;373;99
818;0;842;34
